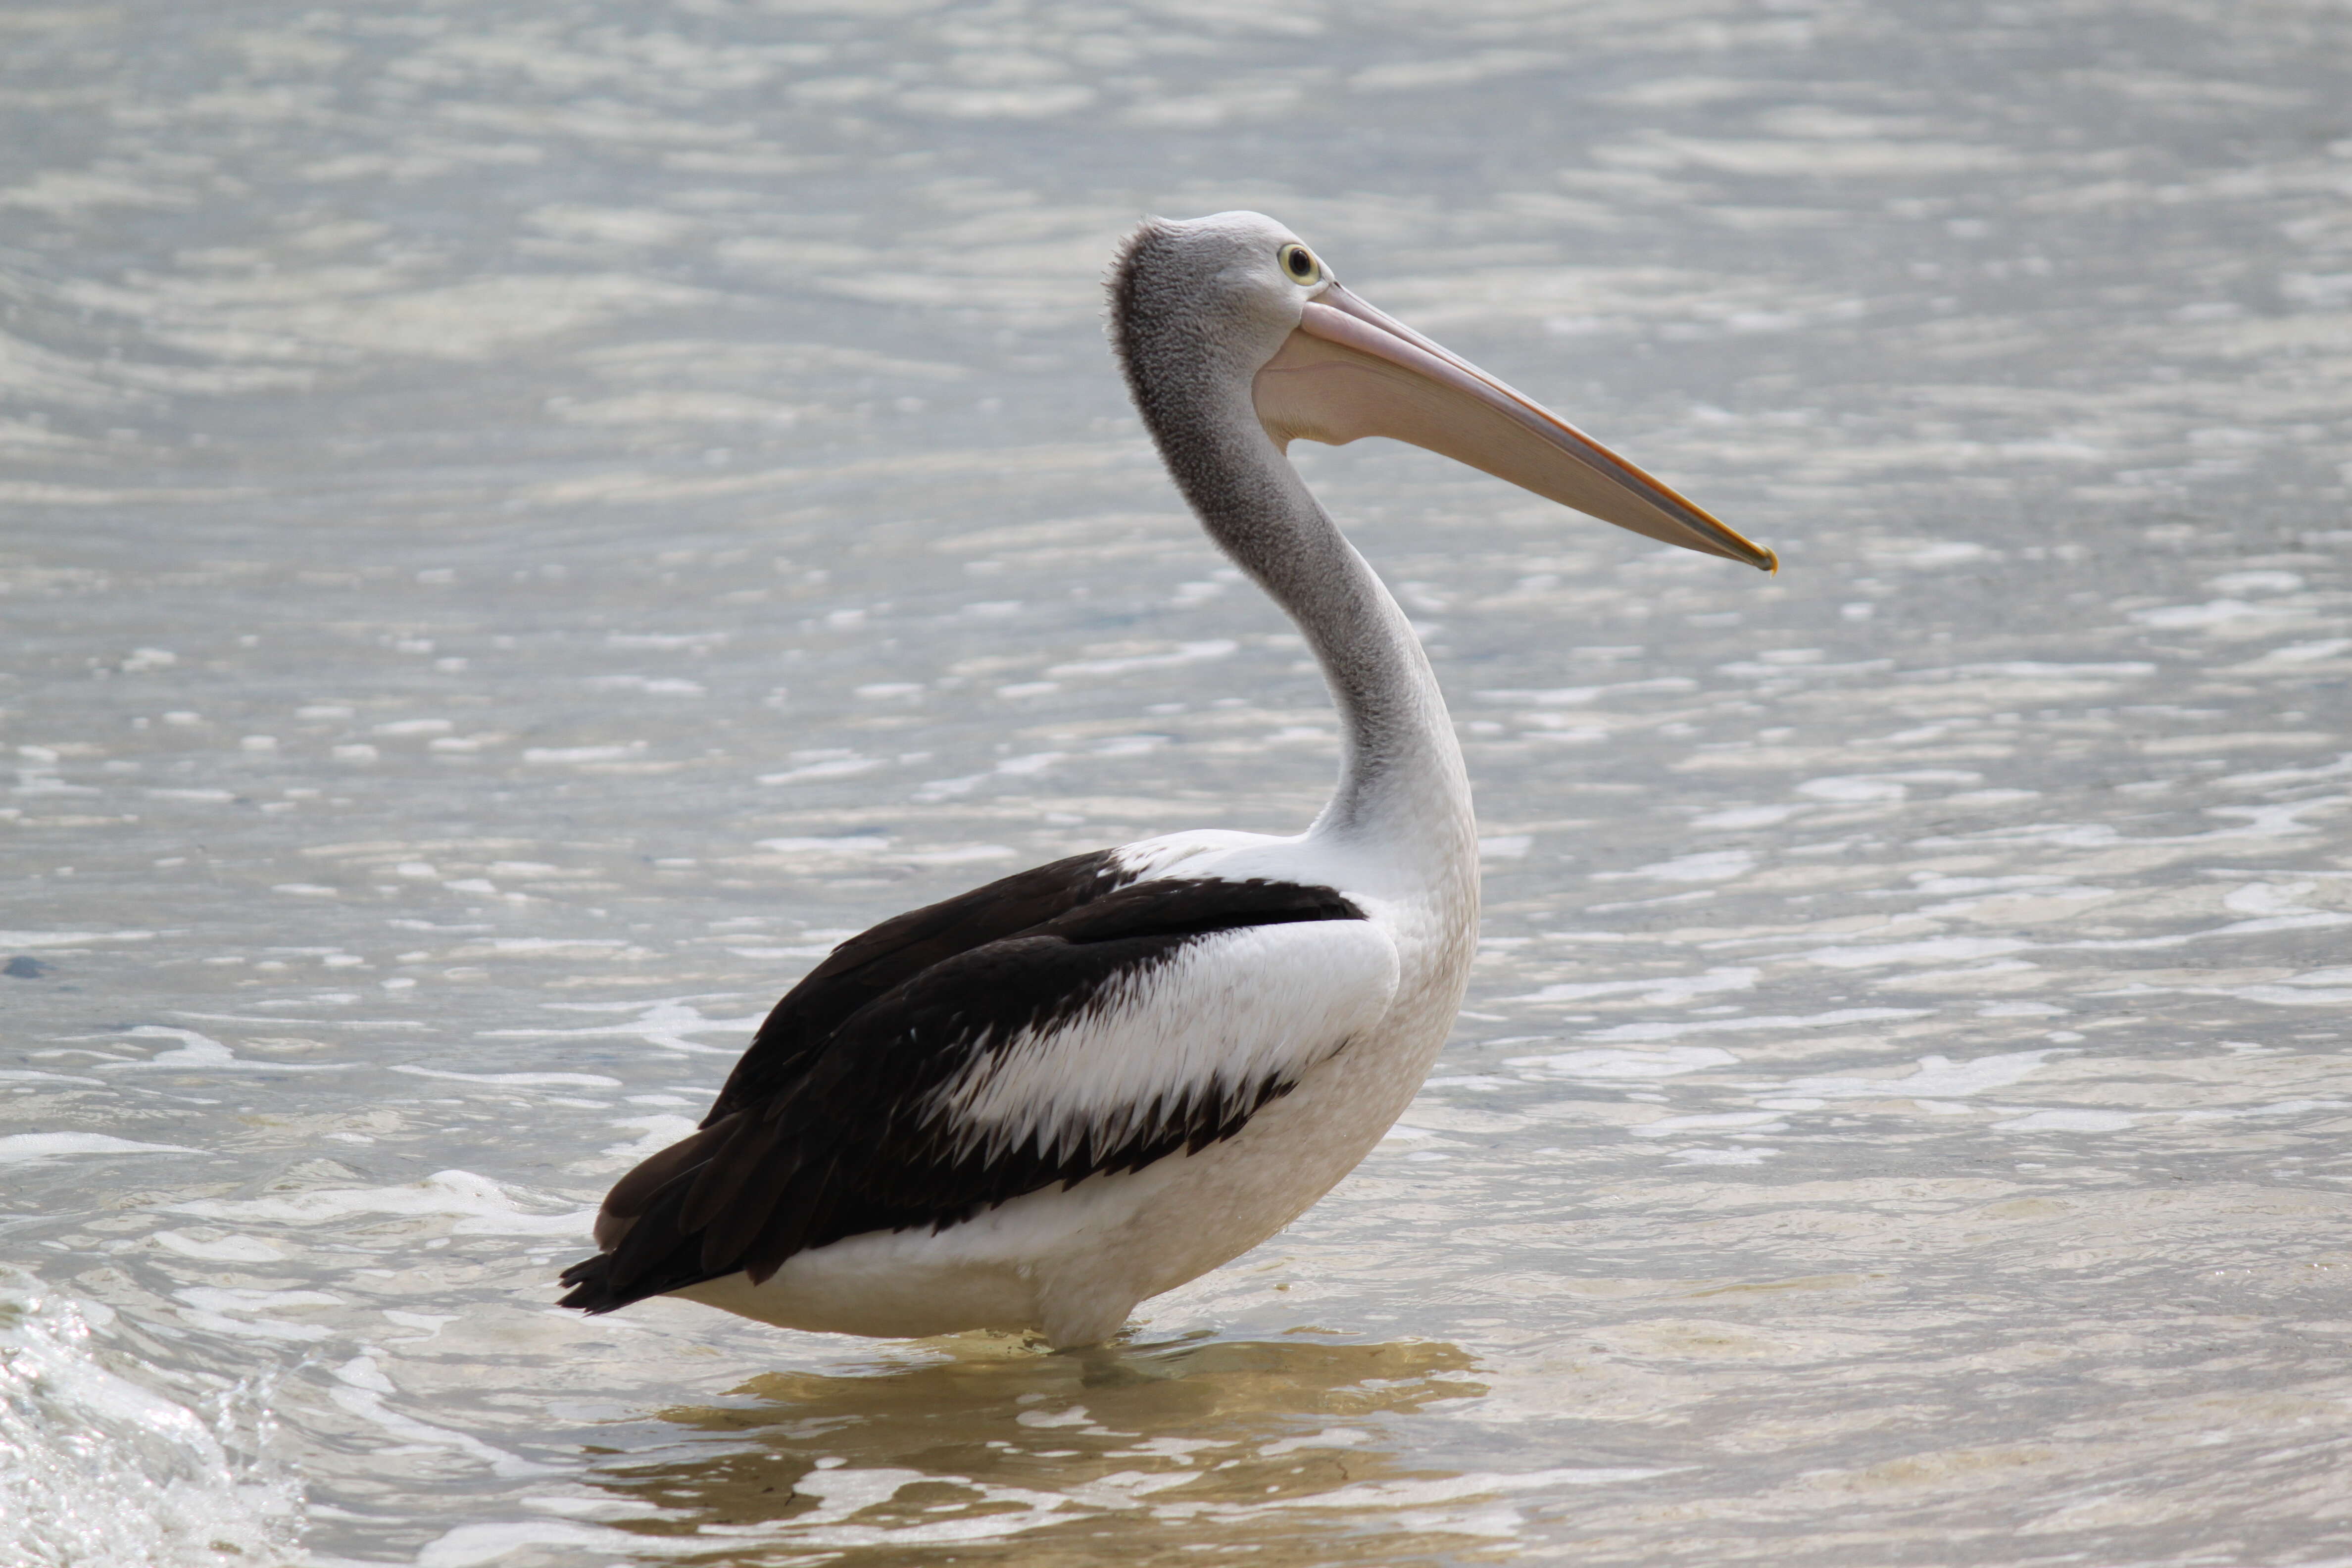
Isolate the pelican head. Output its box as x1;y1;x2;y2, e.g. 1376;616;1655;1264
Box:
1110;210;1775;572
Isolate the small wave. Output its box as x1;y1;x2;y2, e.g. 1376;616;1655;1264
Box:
0;1267;302;1568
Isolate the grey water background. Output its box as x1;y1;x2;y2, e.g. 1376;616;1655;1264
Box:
4;0;2351;1562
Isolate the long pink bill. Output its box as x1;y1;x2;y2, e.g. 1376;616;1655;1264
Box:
1253;282;1776;571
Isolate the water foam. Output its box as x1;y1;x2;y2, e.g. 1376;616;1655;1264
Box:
0;1267;302;1567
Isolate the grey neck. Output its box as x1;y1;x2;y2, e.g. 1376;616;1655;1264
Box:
1132;361;1473;873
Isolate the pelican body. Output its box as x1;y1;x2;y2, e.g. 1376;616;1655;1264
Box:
557;213;1772;1347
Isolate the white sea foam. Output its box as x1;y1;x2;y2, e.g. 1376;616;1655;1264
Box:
0;1268;301;1566
167;1169;592;1237
388;1065;625;1087
0;930;156;948
1507;1045;1740;1078
0;1132;202;1165
477;997;763;1055
1046;639;1236;678
1508;966;1758;1007
1780;1049;2068;1101
326;1356;556;1479
1581;1007;1930;1042
96;1025;349;1073
1593;849;1755;882
1995;1109;2138;1132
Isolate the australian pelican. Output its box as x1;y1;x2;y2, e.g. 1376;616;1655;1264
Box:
558;211;1774;1347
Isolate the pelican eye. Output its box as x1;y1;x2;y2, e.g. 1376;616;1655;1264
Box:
1277;243;1321;285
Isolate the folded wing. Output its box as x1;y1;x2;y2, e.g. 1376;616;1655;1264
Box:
557;873;1398;1313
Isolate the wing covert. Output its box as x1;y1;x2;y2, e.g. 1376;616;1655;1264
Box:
700;848;1131;1126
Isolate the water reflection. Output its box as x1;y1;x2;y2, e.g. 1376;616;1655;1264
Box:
594;1333;1519;1560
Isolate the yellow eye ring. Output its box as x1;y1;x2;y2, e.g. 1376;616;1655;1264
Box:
1277;244;1321;285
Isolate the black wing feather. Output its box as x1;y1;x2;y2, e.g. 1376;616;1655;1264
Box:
558;870;1362;1315
697;849;1131;1126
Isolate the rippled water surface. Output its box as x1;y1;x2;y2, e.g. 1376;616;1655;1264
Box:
6;0;2352;1563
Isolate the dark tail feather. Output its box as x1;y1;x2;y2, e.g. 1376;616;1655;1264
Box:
555;1241;727;1315
553;1128;842;1314
555;1162;746;1314
554;1224;735;1315
555;1252;626;1312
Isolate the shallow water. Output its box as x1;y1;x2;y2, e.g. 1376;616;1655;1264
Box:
5;0;2351;1563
